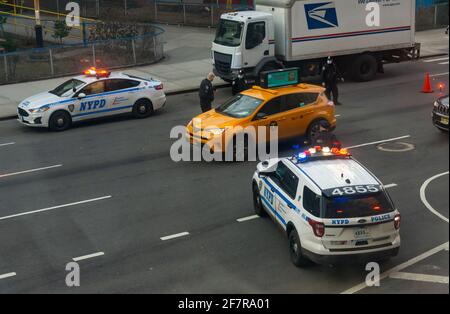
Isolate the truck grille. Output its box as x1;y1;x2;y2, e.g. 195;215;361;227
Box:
18;108;29;117
214;52;232;74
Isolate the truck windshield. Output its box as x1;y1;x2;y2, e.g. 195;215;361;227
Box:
49;79;85;97
216;94;263;118
323;193;394;219
214;19;243;47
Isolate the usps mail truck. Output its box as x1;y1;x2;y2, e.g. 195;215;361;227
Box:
212;0;419;83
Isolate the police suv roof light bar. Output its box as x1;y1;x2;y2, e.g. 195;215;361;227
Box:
292;146;351;164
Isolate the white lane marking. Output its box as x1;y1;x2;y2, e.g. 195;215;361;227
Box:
73;252;105;262
430;72;449;78
0;272;16;280
0;142;15;147
384;183;398;189
420;172;449;223
439;61;449;65
160;232;190;241
345;135;411;150
0;164;62;179
341;241;449;294
335;114;341;118
237;215;260;222
0;196;112;221
389;272;449;284
423;57;449;63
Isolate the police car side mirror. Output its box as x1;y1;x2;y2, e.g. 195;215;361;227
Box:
77;93;86;99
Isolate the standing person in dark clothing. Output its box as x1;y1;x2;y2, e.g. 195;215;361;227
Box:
199;72;216;113
322;57;344;106
232;70;248;95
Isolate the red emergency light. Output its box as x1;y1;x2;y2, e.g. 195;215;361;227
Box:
83;67;110;78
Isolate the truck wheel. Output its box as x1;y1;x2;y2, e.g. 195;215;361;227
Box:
49;111;72;131
289;229;312;267
253;183;267;217
133;99;154;119
351;54;378;82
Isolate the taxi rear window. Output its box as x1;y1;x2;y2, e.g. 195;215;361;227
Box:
323;193;394;218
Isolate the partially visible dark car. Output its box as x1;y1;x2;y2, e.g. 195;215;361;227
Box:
432;95;449;132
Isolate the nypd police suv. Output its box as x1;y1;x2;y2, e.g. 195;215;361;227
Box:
17;68;166;131
252;146;401;267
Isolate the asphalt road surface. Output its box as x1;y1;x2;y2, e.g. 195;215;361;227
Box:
0;57;448;293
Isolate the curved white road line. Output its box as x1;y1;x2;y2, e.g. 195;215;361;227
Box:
420;172;449;223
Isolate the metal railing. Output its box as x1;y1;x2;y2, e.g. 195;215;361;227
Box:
0;23;165;85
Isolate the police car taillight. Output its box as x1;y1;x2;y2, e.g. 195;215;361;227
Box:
155;83;163;90
308;219;325;237
394;214;401;230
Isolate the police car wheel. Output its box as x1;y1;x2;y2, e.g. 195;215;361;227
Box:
253;184;266;217
289;229;312;267
133;99;154;119
49;111;71;131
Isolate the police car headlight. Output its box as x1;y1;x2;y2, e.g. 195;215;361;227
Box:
29;106;50;113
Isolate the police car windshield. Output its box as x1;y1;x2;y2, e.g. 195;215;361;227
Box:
216;94;263;118
50;79;85;97
323;193;393;218
214;19;243;47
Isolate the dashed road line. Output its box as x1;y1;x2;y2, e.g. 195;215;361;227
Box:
0;195;112;221
237;215;260;223
341;241;449;294
430;72;449;78
160;232;190;241
345;135;411;150
420;172;449;223
0;164;63;179
389;272;449;284
384;183;398;189
0;142;15;147
0;272;16;280
73;252;105;262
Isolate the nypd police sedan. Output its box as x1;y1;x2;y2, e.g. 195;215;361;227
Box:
17;68;166;131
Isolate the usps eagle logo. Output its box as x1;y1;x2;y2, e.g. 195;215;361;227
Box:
304;2;339;30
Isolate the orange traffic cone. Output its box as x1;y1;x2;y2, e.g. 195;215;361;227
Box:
422;72;434;93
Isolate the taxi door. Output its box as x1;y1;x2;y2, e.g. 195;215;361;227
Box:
281;93;321;137
72;80;114;121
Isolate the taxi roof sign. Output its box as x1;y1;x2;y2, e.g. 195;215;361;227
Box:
259;68;300;89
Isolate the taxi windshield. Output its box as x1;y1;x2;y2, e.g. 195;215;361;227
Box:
50;79;85;97
214;19;243;47
323;193;394;218
216;94;263;118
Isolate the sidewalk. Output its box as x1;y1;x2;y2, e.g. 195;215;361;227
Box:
0;26;448;120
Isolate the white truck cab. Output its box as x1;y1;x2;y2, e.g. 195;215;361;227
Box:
213;0;419;84
252;147;401;267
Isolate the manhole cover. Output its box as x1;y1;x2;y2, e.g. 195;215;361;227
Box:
377;142;415;152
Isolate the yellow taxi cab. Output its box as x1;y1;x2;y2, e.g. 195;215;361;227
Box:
186;68;336;156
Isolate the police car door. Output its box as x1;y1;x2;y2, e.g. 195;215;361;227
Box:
72;80;113;121
105;79;142;114
261;161;299;228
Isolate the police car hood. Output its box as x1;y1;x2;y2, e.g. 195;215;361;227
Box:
19;92;65;109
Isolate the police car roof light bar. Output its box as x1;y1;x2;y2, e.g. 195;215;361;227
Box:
292;146;351;164
83;67;111;78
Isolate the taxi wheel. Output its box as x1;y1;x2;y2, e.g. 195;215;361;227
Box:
306;120;325;144
289;229;312;267
49;111;72;132
133;99;154;119
253;183;266;217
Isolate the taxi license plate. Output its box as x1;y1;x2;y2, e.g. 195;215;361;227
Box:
354;228;370;239
441;117;449;125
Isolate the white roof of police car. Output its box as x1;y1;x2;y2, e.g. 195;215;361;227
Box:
70;72;142;84
290;158;380;191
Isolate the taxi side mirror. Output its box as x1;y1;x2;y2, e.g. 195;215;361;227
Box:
253;112;268;121
77;93;86;99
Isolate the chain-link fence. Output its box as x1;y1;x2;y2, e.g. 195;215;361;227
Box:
0;23;164;85
416;1;449;30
